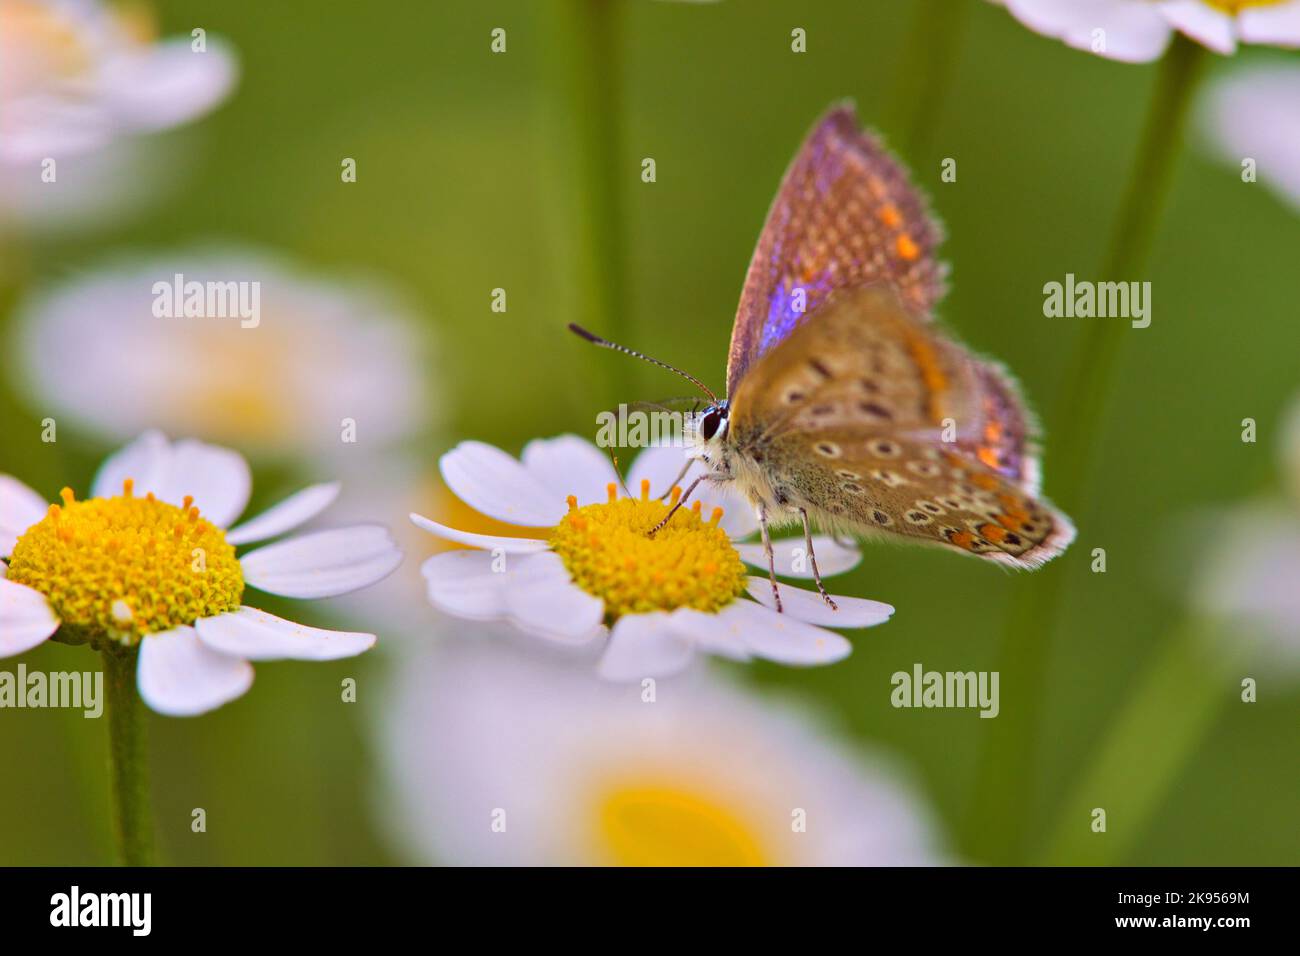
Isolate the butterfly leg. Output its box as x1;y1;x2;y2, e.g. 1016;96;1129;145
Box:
799;508;838;610
758;503;784;614
647;475;703;537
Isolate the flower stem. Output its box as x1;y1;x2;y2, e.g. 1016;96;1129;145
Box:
963;36;1210;865
1040;621;1239;864
890;0;970;159
542;0;629;406
1053;34;1210;504
104;646;157;866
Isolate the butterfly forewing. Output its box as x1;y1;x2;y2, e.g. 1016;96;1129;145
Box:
725;103;947;398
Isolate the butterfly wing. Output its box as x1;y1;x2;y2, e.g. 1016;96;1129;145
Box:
727;284;1073;567
725;102;946;399
760;430;1073;569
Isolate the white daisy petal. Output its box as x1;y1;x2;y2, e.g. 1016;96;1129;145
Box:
0;579;60;656
420;550;513;620
91;429;171;500
1005;0;1172;62
1;475;49;555
626;446;760;538
521;435;618;506
92;431;252;527
1239;1;1300;47
625;444;697;499
101;38;238;131
503;552;604;644
734;535;861;579
224;482;341;545
745;577;894;628
667;607;752;662
409;513;550;553
720;599;852;666
137;626;254;717
598;612;695;680
1159;0;1237;54
239;525;402;598
1202;63;1300;212
440;441;565;526
156;437;253;527
195;606;376;661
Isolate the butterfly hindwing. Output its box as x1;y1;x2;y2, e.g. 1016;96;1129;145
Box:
725;103;947;398
724;282;1072;566
757;429;1073;569
729;283;1038;493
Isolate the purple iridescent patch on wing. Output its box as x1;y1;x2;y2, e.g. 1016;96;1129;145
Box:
725;103;946;398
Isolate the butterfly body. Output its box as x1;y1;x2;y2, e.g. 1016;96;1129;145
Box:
682;104;1074;572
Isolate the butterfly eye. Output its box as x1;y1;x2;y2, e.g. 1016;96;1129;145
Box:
700;409;725;441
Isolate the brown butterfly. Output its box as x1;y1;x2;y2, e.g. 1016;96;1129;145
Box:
572;102;1074;611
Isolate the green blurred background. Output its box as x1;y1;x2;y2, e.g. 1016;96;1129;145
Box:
1;0;1297;865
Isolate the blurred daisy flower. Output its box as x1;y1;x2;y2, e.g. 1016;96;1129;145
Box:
0;430;402;715
410;436;893;679
12;249;434;464
377;637;943;866
1190;395;1300;671
993;0;1300;61
0;0;237;164
1200;60;1300;210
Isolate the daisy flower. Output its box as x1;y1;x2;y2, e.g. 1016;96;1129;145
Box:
410;435;894;680
0;430;402;715
0;0;237;165
377;637;944;866
993;0;1300;62
11;249;434;463
1200;60;1300;211
1190;394;1300;673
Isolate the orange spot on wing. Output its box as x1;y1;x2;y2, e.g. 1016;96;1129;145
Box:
903;330;949;424
950;531;975;550
978;523;1007;543
976;447;1000;469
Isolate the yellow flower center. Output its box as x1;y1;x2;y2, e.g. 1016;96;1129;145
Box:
595;782;770;866
1202;0;1288;12
6;481;244;646
548;480;748;621
1;0;93;89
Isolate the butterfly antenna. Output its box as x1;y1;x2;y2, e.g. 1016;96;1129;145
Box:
568;323;718;404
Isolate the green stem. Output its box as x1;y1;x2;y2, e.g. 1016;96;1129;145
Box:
104;647;156;866
1052;34;1210;508
890;0;970;159
1040;621;1240;864
962;36;1210;865
543;0;628;406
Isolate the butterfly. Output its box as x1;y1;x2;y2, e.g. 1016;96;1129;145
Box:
571;102;1074;612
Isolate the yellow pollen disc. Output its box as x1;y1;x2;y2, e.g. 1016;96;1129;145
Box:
1202;0;1287;12
6;482;244;645
548;490;747;621
595;783;769;866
